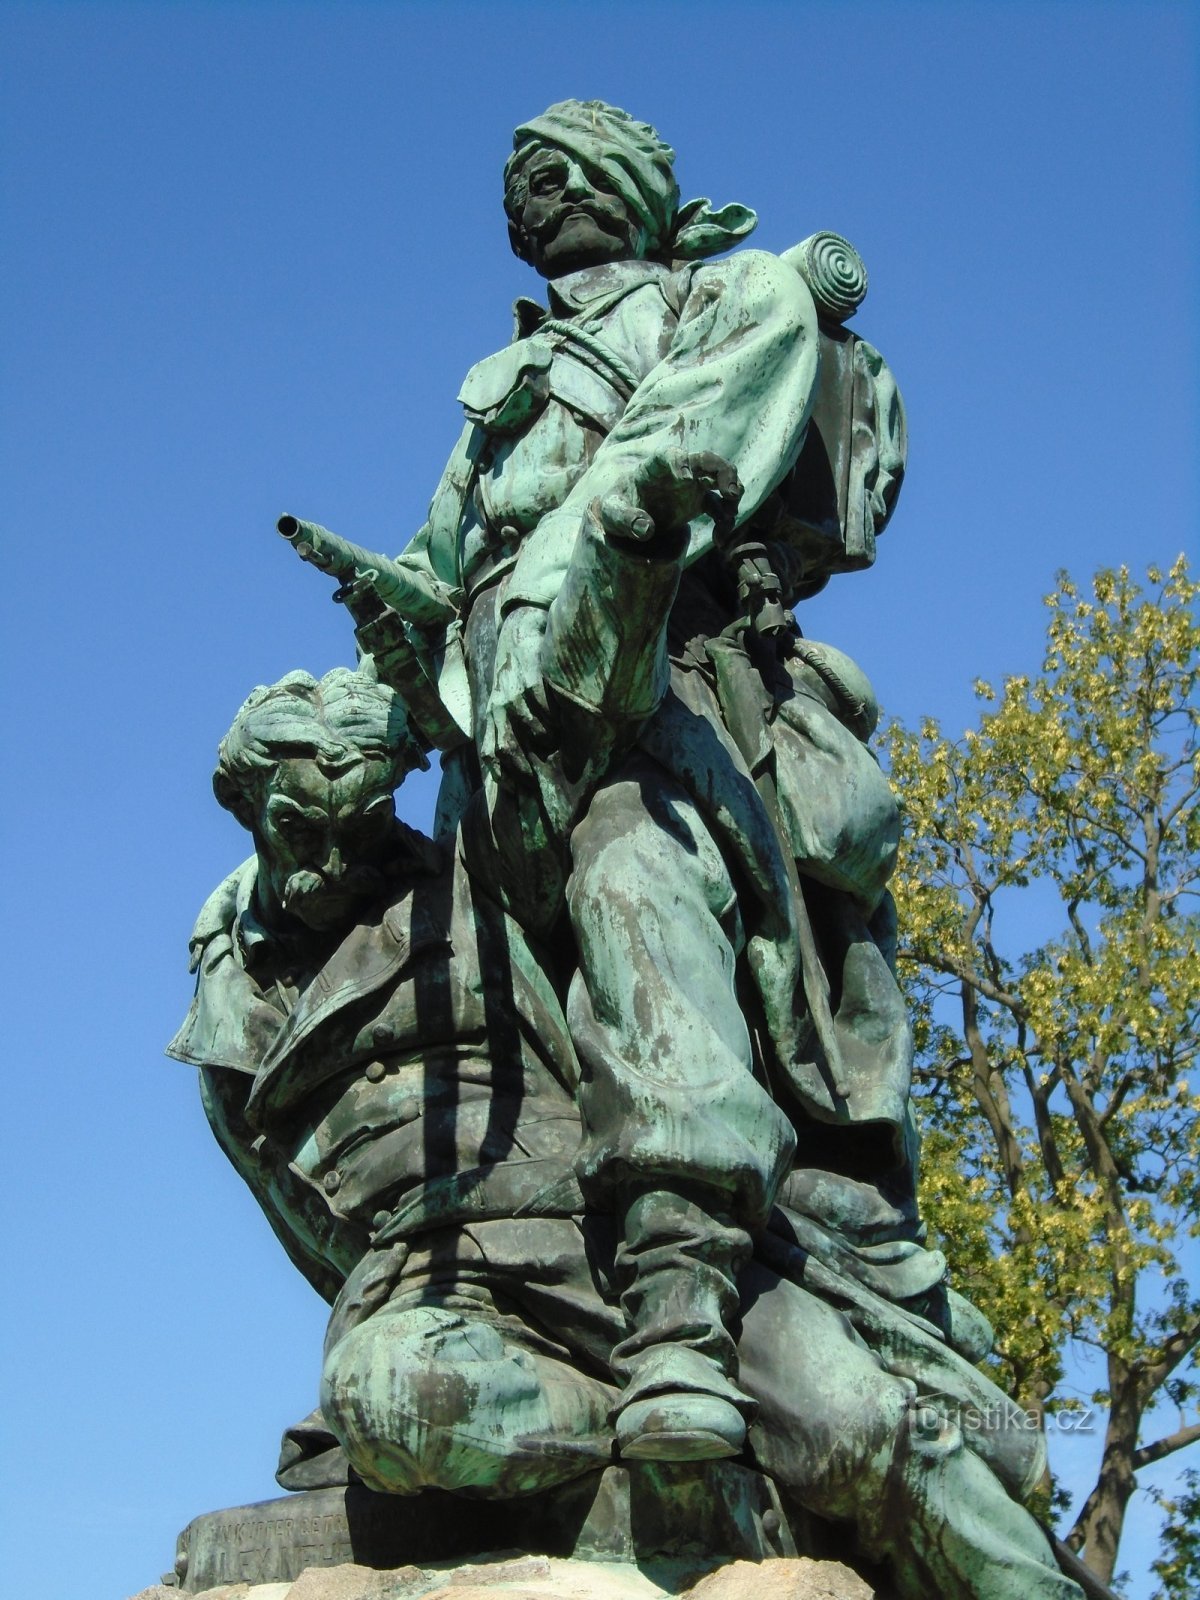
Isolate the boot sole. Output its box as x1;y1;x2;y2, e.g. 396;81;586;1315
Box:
618;1429;742;1462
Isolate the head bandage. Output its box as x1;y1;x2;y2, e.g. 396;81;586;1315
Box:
506;99;756;262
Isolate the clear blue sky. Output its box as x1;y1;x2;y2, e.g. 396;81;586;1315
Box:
0;3;1195;1597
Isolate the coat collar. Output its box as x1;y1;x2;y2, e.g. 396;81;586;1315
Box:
167;862;289;1077
541;258;670;321
246;871;455;1123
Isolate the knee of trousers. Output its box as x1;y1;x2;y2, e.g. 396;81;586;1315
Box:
751;1353;918;1519
568;777;739;941
321;1304;612;1498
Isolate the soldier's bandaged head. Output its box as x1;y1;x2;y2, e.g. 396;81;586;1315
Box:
505;98;757;263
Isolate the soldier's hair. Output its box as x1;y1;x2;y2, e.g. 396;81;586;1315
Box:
213;668;421;826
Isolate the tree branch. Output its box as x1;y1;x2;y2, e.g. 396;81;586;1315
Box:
1098;1070;1140;1130
895;947;1026;1016
964;977;1025;1199
1138;1318;1200;1400
1133;1421;1200;1470
1021;1041;1066;1193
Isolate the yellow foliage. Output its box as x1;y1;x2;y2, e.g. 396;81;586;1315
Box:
883;560;1199;1521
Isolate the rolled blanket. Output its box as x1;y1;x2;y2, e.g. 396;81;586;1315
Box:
783;231;869;322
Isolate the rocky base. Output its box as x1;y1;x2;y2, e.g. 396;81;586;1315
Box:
130;1553;882;1600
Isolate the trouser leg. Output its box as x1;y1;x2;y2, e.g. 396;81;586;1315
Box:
738;1263;1083;1600
607;1185;755;1459
864;1404;1085;1600
566;766;796;1459
611;1188;749;1400
567;765;794;1216
321;1298;615;1498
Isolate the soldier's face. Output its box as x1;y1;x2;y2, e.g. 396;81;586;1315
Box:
508;147;643;278
255;758;398;933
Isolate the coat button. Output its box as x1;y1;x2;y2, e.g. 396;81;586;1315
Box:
372;1209;392;1232
371;1024;391;1045
398;1097;420;1123
323;1170;341;1195
364;1060;387;1083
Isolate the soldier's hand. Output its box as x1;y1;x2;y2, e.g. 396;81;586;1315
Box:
594;494;655;543
481;604;554;781
633;449;743;540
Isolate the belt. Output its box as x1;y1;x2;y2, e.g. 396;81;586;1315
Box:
373;1156;585;1245
464;544;521;609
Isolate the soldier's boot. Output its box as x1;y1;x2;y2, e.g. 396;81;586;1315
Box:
611;1185;755;1462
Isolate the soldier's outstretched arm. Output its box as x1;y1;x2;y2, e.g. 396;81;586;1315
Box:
539;450;742;778
470;454;741;935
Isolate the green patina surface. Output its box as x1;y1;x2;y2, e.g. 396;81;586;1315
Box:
169;98;1100;1600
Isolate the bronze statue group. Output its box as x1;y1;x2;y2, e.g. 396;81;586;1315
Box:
171;100;1092;1600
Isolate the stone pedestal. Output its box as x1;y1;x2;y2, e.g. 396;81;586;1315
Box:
167;1464;811;1593
135;1552;883;1600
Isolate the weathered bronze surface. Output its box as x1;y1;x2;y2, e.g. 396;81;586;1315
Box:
171;1465;801;1592
168;99;1099;1600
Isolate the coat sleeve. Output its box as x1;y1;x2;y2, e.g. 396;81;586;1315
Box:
464;509;690;937
501;249;821;613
